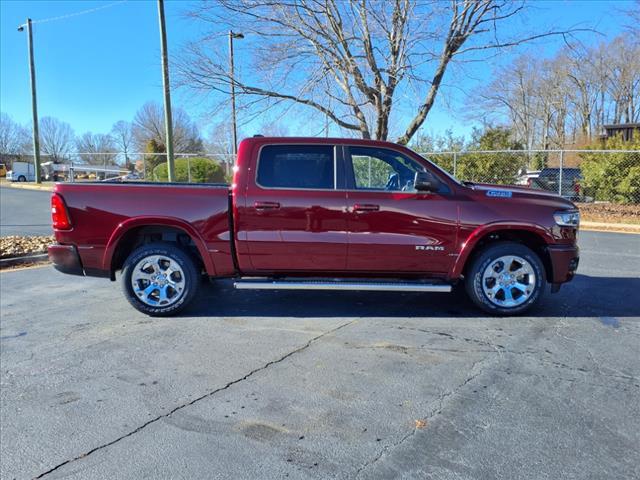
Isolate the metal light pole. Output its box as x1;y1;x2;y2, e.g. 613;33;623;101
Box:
157;0;175;182
18;19;42;184
229;31;244;158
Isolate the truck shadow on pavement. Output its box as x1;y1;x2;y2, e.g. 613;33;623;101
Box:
184;274;640;319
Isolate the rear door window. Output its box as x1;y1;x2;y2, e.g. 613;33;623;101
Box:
257;145;335;189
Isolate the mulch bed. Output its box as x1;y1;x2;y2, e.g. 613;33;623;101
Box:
578;203;640;225
0;235;55;259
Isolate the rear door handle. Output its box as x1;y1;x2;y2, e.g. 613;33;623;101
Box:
254;201;280;210
353;204;380;212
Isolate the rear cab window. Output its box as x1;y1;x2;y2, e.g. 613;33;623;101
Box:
257;145;336;189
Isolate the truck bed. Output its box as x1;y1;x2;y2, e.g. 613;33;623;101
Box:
53;182;235;277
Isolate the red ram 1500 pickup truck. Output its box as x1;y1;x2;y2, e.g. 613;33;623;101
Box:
48;137;579;316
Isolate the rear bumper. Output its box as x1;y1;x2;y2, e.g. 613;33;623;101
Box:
547;244;579;284
48;244;84;276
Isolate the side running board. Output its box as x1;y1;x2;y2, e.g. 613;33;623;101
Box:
233;279;452;293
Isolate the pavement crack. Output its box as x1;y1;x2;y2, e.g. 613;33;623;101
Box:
354;354;492;478
354;428;417;478
394;326;506;350
33;320;355;479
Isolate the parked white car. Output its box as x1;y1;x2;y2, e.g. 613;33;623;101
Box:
515;168;541;187
6;162;36;182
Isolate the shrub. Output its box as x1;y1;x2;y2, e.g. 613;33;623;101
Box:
456;151;526;185
153;157;226;183
455;126;526;185
579;134;640;204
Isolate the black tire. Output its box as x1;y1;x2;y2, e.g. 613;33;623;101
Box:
122;242;199;317
18;175;26;182
465;241;546;315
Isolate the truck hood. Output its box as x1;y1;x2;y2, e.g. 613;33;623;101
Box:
465;182;576;209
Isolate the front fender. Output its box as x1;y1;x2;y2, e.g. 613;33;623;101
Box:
450;221;554;280
102;216;216;275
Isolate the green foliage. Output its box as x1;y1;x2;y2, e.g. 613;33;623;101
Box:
456;151;527;184
153;157;226;183
580;134;640;204
352;155;394;188
425;153;455;174
410;129;465;174
144;139;166;172
456;127;526;184
529;152;548;170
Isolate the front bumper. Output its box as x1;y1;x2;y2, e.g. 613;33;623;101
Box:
547;244;579;284
48;244;84;276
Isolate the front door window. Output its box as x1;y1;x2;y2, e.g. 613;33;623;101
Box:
349;146;426;192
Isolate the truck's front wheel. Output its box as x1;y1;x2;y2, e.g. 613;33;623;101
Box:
122;242;199;317
465;242;546;315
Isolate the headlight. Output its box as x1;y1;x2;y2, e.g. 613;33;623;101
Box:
554;210;580;227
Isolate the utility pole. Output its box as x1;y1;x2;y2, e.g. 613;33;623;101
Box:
157;0;175;182
229;30;244;158
18;19;42;183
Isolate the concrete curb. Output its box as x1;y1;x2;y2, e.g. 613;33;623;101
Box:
581;221;640;234
0;254;50;269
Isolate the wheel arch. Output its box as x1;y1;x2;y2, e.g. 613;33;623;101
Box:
104;217;216;279
452;223;554;282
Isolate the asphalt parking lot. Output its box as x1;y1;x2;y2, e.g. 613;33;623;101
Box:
1;231;639;479
0;186;53;236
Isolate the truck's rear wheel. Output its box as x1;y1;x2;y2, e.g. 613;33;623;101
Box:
465;242;545;315
122;242;199;317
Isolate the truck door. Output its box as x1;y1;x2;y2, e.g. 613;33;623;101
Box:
344;146;458;274
239;144;348;272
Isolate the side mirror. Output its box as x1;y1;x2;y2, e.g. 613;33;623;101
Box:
414;171;440;192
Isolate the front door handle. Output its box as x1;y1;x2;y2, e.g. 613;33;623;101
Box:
254;201;280;210
353;204;380;212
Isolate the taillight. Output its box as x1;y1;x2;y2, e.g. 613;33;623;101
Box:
51;193;72;230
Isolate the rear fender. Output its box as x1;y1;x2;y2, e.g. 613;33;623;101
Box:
103;217;216;275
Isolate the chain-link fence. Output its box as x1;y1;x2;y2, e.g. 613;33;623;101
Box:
8;152;235;184
421;149;640;204
6;148;639;204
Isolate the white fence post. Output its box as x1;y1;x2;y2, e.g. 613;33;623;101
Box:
453;152;458;177
558;150;564;196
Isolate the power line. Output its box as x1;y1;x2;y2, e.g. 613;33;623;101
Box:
25;0;127;26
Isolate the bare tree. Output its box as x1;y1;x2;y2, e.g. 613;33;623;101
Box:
606;36;640;124
0;113;31;164
473;55;542;149
206;121;236;156
76;132;118;166
624;0;640;41
468;31;638;149
111;120;134;168
39;116;74;162
132;101;203;153
178;0;583;144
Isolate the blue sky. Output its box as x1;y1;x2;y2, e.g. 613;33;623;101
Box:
0;0;633;143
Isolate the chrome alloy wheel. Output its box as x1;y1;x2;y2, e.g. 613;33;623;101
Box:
130;255;186;307
481;255;536;308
